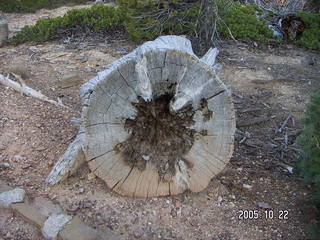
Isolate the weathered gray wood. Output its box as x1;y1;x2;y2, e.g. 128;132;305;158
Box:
0;18;8;47
0;74;71;110
48;35;235;197
46;133;85;185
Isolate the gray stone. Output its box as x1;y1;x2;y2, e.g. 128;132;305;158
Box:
93;0;104;5
42;214;72;239
11;202;47;228
59;216;98;240
0;188;25;208
257;202;272;209
0;163;10;169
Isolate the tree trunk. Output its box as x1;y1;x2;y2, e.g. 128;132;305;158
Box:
47;36;235;198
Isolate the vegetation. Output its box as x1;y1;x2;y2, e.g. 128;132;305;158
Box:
11;5;126;45
297;88;320;239
0;0;89;13
119;0;273;53
295;12;320;50
7;0;320;52
118;0;200;42
217;3;273;42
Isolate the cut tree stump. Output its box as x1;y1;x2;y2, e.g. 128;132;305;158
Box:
47;36;235;197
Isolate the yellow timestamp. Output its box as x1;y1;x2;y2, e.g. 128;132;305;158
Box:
237;210;289;220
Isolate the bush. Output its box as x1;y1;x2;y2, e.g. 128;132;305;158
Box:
119;0;200;43
11;5;126;45
297;88;320;239
0;0;89;13
9;1;276;51
217;3;273;42
120;0;273;52
295;12;320;50
298;88;320;199
9;0;320;52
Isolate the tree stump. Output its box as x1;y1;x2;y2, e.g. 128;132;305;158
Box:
47;36;235;198
0;18;8;47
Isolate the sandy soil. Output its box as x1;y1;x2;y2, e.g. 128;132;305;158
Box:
0;4;320;240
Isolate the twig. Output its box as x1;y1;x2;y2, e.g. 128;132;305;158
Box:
278;115;292;133
237;115;270;127
261;102;271;109
0;73;73;112
232;92;244;99
291;116;295;127
284;129;288;147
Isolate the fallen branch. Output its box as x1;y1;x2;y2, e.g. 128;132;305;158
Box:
237;115;270;127
0;73;72;111
278;114;292;133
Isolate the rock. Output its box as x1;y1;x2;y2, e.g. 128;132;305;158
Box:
42;214;72;239
0;188;25;208
0;143;6;150
58;216;98;240
0;163;10;169
257;202;271;209
93;0;104;5
13;155;26;162
21;163;31;169
243;184;253;190
11;202;47;228
59;73;83;89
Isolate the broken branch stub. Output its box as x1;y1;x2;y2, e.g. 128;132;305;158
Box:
48;36;235;197
0;18;8;47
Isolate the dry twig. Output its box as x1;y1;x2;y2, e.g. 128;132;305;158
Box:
0;73;72;111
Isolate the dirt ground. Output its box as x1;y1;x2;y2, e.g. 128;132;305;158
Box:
0;3;320;240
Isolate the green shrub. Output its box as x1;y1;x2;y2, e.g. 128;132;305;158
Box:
119;0;200;43
217;3;273;42
295;12;320;50
297;88;320;239
120;0;273;44
0;0;89;13
11;5;126;45
298;88;320;199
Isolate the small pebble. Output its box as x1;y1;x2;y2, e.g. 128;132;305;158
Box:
257;202;271;209
0;163;10;169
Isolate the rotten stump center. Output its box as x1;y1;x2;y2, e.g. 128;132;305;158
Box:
115;94;196;181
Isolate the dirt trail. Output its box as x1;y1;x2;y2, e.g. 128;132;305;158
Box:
1;4;320;240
